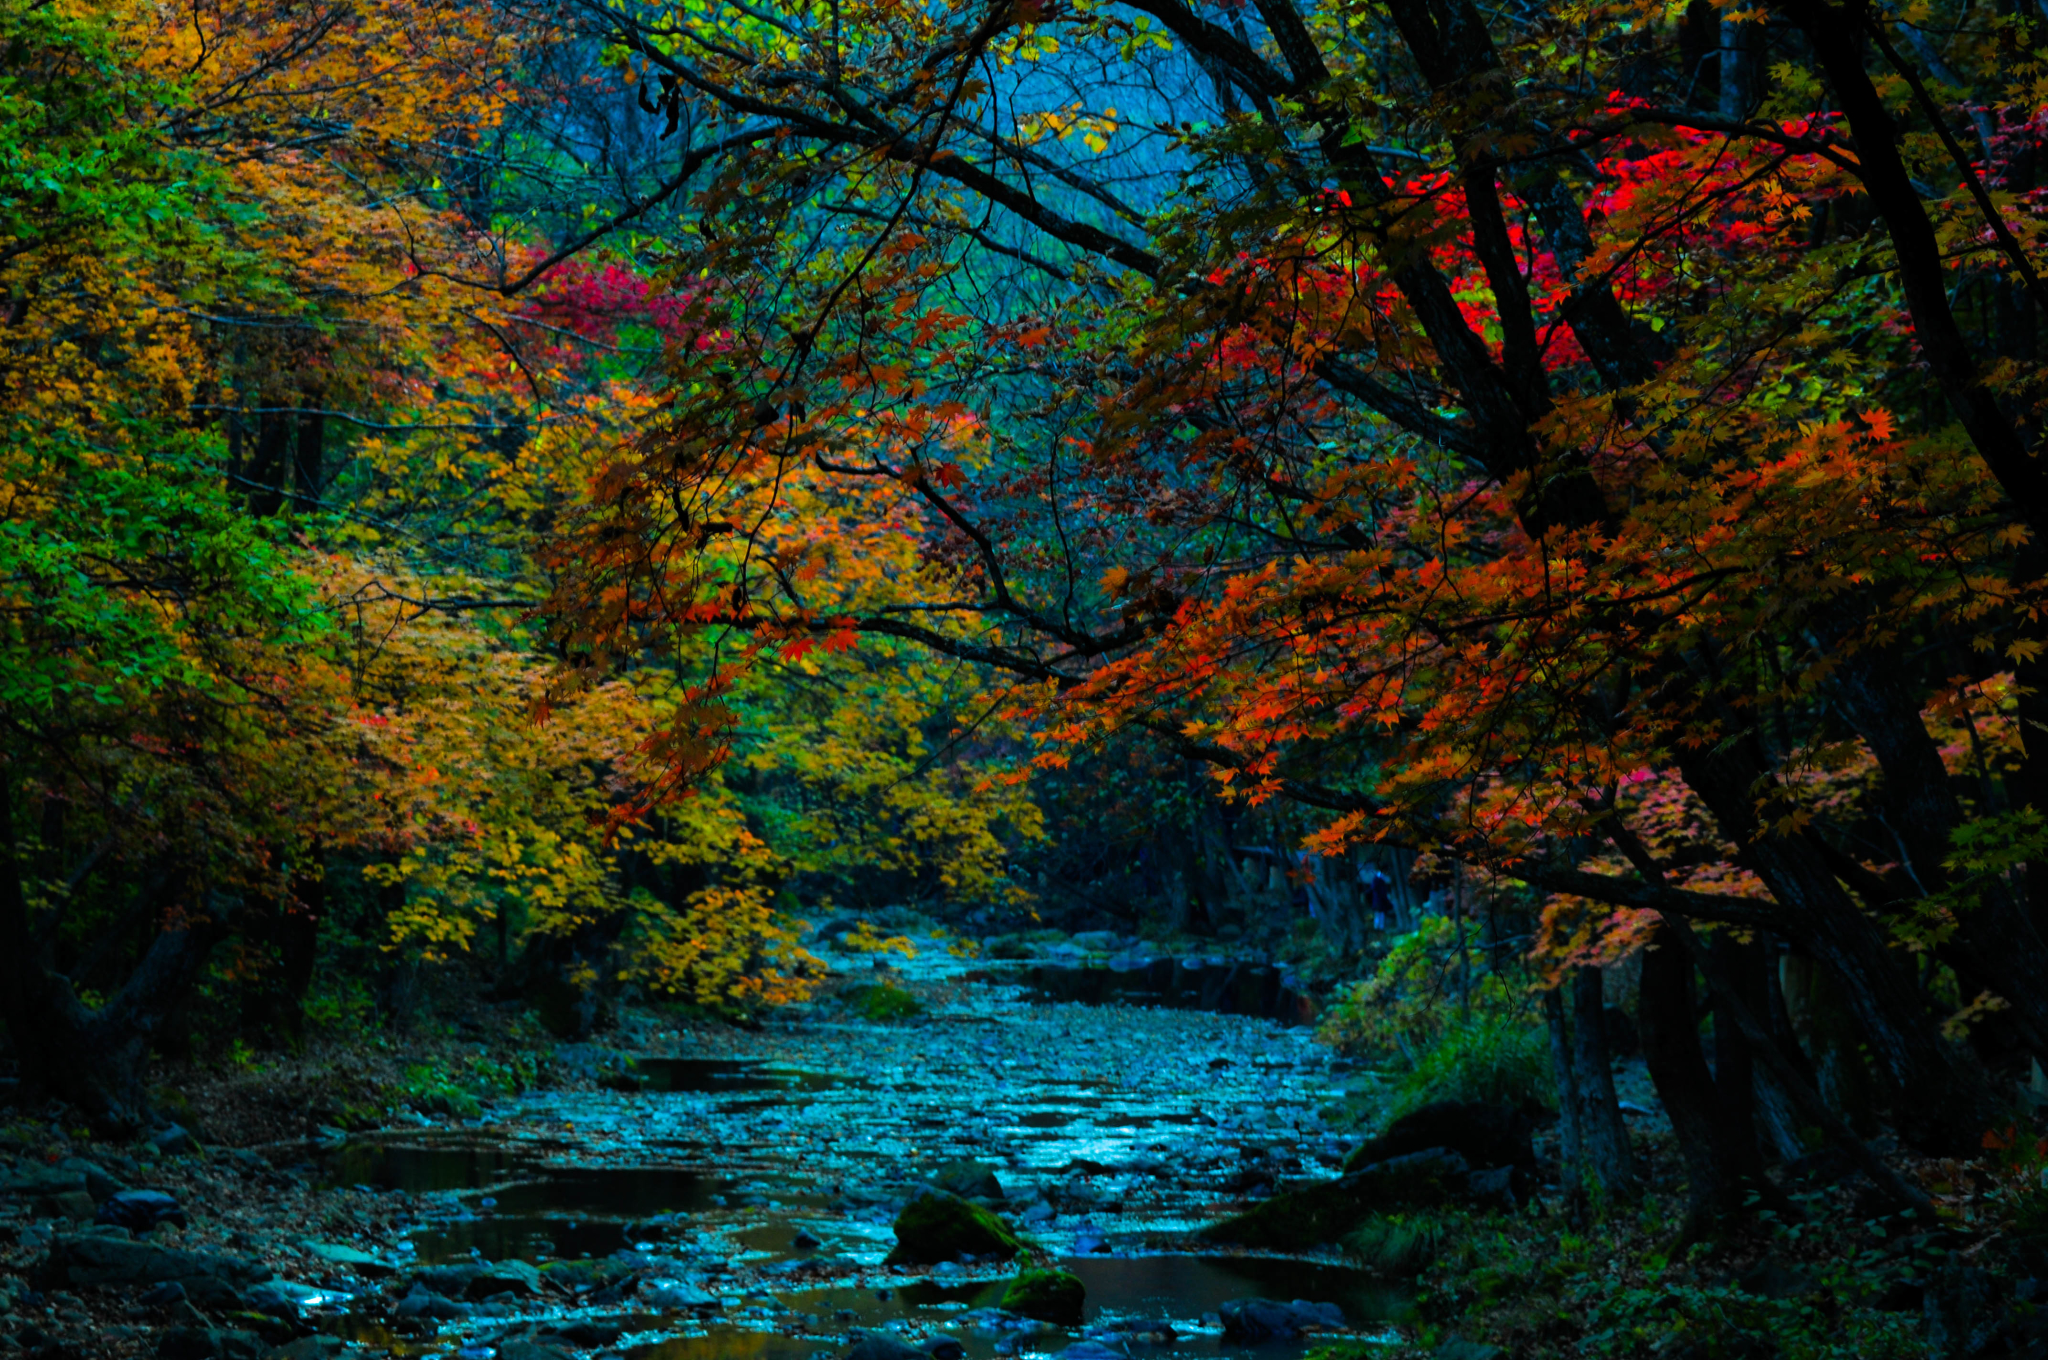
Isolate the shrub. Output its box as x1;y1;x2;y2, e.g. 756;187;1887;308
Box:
1392;1012;1551;1118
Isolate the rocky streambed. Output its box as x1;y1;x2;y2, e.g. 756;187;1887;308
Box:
0;938;1420;1360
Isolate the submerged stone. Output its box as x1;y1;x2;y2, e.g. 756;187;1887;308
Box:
842;1327;934;1360
1001;1268;1085;1324
883;1191;1023;1265
1201;1149;1469;1249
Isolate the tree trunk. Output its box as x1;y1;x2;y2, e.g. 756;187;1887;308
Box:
1781;950;1882;1137
1637;929;1735;1235
0;794;225;1133
1709;931;1770;1183
1677;741;1997;1152
1571;967;1639;1204
1543;984;1585;1215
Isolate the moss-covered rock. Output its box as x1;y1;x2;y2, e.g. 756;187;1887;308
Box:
928;1158;1004;1201
883;1191;1023;1265
1200;1149;1468;1250
1001;1268;1085;1323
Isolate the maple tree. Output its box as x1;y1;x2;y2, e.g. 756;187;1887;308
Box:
0;0;1043;1128
540;0;2048;1229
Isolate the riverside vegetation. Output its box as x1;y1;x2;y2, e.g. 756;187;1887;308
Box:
8;0;2048;1355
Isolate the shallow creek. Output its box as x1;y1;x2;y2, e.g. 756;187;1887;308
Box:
321;946;1404;1360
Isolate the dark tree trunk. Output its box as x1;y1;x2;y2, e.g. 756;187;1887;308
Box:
1639;928;1737;1235
1781;950;1883;1136
1543;984;1585;1216
1825;641;2048;1056
1677;742;1997;1152
292;411;326;504
1709;931;1770;1183
0;796;224;1133
1571;967;1639;1203
244;412;290;515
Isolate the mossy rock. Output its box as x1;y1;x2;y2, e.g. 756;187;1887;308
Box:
1341;1214;1441;1277
883;1191;1023;1265
845;983;923;1022
1001;1268;1084;1324
1200;1149;1468;1250
539;1257;638;1289
929;1158;1004;1201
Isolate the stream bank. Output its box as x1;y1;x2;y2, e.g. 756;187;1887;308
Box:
0;932;1418;1360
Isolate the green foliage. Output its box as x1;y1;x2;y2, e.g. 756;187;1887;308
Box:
396;1063;482;1120
1342;1214;1442;1278
303;975;377;1036
844;981;924;1022
1392;1013;1552;1118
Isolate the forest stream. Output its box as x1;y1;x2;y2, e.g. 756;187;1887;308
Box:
302;939;1403;1360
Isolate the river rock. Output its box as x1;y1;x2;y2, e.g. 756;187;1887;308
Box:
151;1125;201;1157
157;1326;264;1360
928;1159;1005;1201
246;1278;339;1316
58;1158;124;1202
924;1340;966;1360
1088;1318;1175;1344
1059;1344;1127;1360
0;1165;87;1198
268;1338;348;1360
1341;1102;1537;1175
302;1241;392;1276
843;1327;932;1360
1218;1298;1345;1340
1070;931;1122;952
466;1258;544;1298
415;1263;485;1294
537;1318;626;1346
496;1344;573;1360
642;1277;719;1309
392;1284;471;1320
100;1189;187;1232
1001;1268;1084;1323
40;1232;269;1304
1200;1149;1470;1249
883;1191;1023;1265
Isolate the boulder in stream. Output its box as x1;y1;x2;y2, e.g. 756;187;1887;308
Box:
883;1191;1024;1265
1200;1149;1470;1249
1001;1268;1085;1324
1341;1102;1538;1176
1218;1298;1345;1340
466;1258;544;1299
928;1158;1005;1201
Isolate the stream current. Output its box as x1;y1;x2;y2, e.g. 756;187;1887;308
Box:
322;945;1406;1360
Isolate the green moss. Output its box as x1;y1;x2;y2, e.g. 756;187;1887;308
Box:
1001;1269;1084;1323
884;1191;1024;1265
846;982;924;1022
